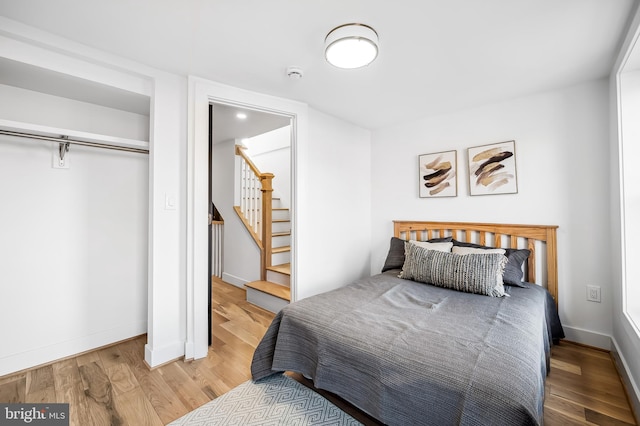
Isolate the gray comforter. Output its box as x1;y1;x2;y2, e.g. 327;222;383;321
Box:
252;271;556;425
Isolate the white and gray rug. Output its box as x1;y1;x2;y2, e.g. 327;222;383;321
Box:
168;374;363;425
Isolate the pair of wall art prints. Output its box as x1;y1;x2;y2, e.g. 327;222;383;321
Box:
418;140;518;198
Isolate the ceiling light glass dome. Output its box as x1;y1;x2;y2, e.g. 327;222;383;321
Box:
324;23;379;69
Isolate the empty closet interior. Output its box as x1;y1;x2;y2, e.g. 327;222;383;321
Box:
0;51;151;376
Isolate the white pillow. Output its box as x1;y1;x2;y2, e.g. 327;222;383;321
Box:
452;246;505;256
452;246;506;285
408;240;453;252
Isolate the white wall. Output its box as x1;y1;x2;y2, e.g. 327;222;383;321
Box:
0;84;149;142
371;79;612;348
213;139;260;286
244;126;291;208
0;17;188;372
295;109;372;300
0;135;148;376
145;70;187;366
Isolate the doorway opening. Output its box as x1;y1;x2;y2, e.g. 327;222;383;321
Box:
208;101;293;343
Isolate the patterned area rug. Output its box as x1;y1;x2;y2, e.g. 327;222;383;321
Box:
168;374;363;425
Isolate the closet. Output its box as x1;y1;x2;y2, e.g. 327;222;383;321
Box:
0;39;152;376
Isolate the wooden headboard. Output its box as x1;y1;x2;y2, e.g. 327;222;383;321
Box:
394;221;559;307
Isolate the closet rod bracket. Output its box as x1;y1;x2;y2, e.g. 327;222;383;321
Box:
59;139;70;165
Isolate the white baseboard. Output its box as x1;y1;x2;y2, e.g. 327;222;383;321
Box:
0;321;147;377
184;341;195;360
611;337;640;419
562;325;612;350
144;339;184;368
222;272;248;288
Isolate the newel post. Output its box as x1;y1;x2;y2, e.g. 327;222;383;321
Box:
260;173;274;280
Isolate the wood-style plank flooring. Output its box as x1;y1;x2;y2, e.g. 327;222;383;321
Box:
0;276;636;425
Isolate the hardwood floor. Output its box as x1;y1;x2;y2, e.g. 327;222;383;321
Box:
0;277;636;425
545;343;637;425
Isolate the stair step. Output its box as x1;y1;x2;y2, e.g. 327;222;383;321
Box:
272;219;290;223
273;231;291;237
272;245;290;254
266;269;290;287
245;280;290;301
267;263;290;276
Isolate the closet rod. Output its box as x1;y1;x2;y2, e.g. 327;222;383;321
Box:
0;129;149;154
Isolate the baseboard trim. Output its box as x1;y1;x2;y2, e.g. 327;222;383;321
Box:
222;272;248;288
144;340;184;368
562;325;612;350
0;322;147;377
611;337;640;423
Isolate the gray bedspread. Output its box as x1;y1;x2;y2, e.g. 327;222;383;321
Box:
251;271;556;425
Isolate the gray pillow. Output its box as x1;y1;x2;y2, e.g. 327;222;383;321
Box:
502;248;531;287
381;236;452;272
399;243;507;297
451;239;530;287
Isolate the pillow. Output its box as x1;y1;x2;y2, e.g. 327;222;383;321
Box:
452;246;506;285
502;248;531;287
381;236;452;272
408;240;454;252
452;246;505;256
399;243;507;297
452;239;530;287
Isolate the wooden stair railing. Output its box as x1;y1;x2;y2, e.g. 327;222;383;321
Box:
235;145;273;280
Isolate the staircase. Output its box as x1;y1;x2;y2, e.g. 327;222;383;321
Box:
245;198;291;313
235;145;291;313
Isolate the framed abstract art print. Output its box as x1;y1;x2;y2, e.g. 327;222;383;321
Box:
418;150;457;198
467;140;518;196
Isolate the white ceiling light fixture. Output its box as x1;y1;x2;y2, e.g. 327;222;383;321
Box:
324;23;379;69
236;112;247;119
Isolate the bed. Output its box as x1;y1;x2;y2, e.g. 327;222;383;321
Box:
251;221;564;425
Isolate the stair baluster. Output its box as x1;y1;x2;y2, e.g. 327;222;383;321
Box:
235;145;273;280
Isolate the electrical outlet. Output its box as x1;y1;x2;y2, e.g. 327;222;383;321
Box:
587;285;601;303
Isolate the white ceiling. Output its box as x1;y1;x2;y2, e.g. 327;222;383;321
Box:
0;0;636;131
212;103;290;144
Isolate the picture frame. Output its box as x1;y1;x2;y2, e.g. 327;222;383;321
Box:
467;140;518;196
418;150;457;198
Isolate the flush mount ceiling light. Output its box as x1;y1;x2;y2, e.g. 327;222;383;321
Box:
324;23;378;69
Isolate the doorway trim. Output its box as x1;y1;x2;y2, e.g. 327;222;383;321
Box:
186;76;308;359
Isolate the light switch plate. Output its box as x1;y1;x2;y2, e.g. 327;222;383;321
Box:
165;193;177;210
